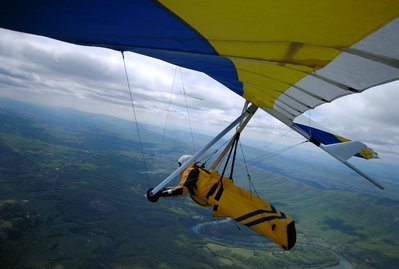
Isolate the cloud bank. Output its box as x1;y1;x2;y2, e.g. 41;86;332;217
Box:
1;28;399;163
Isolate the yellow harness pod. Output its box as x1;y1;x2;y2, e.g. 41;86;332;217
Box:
179;164;296;250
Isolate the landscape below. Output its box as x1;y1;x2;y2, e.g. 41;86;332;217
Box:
1;98;398;269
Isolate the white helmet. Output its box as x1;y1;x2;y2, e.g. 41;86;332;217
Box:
178;155;193;167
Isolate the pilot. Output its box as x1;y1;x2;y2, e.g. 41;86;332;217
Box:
148;154;296;250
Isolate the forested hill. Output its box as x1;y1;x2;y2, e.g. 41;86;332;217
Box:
1;98;399;269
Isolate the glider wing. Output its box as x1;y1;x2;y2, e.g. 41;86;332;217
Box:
1;0;398;186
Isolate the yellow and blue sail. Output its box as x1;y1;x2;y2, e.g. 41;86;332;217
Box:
1;0;399;158
293;123;377;159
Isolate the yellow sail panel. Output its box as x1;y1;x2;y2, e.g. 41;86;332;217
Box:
237;70;291;93
230;59;313;108
213;42;339;68
161;0;399;107
236;73;290;109
333;134;376;159
228;44;339;107
358;148;377;160
241;84;280;109
233;60;313;84
160;1;399;48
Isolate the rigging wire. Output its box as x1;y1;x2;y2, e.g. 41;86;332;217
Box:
309;66;316;138
238;140;260;199
179;68;196;152
260;129;293;152
160;67;178;152
308;109;312;137
226;128;295;174
199;138;230;166
235;136;306;204
247;140;308;165
121;52;150;181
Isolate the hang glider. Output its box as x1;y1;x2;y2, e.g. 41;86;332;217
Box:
1;1;398;189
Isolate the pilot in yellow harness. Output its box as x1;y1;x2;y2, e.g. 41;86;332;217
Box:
157;155;296;250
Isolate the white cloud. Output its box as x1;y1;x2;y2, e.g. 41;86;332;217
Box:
0;28;248;131
0;27;398;165
311;81;399;161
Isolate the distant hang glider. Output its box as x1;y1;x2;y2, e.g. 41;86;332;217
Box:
1;1;399;189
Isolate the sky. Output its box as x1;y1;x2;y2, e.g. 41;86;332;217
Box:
1;27;399;168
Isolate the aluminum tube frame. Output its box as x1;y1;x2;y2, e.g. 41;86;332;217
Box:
210;102;257;170
321;145;385;190
149;105;256;197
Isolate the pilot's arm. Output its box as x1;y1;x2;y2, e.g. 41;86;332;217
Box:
160;186;186;197
160;167;199;197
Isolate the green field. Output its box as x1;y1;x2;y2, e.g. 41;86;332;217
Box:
1;99;399;269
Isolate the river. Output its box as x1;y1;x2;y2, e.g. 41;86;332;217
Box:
191;219;352;269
